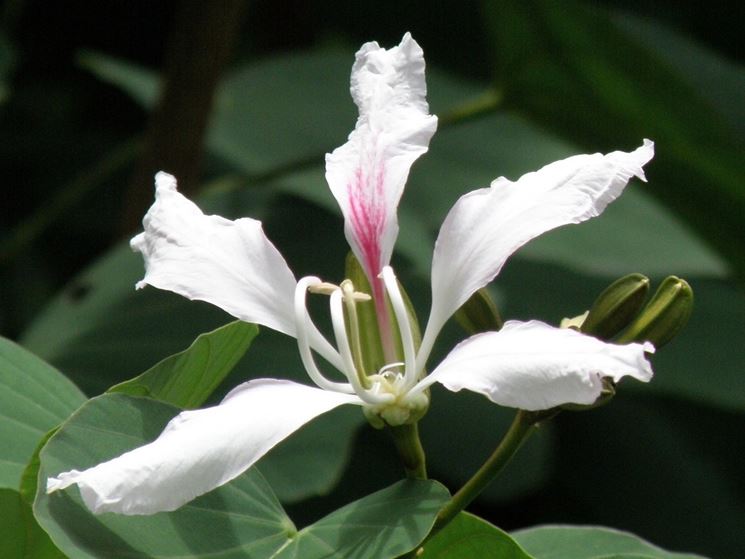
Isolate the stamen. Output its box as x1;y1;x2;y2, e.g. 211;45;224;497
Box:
308;281;340;296
380;267;418;390
330;289;390;405
293;277;354;394
340;280;370;380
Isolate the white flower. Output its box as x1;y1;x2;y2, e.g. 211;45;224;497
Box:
47;33;655;515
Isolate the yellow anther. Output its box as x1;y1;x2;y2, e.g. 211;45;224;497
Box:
308;281;339;295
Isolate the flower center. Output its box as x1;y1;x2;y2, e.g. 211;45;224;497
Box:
293;266;429;425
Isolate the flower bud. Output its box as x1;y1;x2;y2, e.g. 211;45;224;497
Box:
454;287;503;334
616;276;693;348
581;273;650;340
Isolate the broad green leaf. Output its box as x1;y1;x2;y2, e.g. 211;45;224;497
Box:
481;0;745;281
513;525;706;559
421;512;532;558
19;428;58;505
259;404;363;504
109;320;259;409
0;337;86;489
35;393;294;559
274;479;449;559
0;488;65;559
35;392;447;559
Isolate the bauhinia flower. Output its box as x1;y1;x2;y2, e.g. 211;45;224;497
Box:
47;33;655;515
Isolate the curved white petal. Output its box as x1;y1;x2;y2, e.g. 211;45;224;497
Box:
417;320;654;411
131;172;298;336
420;140;654;363
325;32;438;282
46;379;361;515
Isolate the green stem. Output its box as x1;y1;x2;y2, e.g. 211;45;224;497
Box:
431;410;538;536
389;423;427;479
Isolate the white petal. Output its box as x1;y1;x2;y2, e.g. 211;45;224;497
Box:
47;379;361;515
421;141;654;360
325;33;438;282
418;320;654;411
131;172;298;336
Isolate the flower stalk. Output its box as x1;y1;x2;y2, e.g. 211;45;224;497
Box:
389;423;427;480
431;410;539;536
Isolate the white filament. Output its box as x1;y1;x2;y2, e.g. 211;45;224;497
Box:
329;289;390;404
380;266;418;390
293;277;354;394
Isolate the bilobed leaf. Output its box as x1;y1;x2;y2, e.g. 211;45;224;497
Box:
0;336;86;489
421;512;532;558
274;479;450;559
259;404;363;504
35;392;447;559
109;320;259;409
35;393;293;559
512;525;706;559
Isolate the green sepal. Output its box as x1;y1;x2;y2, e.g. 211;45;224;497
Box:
454;287;504;334
616;276;693;348
581;273;650;340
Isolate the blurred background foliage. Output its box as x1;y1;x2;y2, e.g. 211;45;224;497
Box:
1;1;743;557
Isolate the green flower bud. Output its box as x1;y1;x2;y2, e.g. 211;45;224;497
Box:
582;273;650;340
616;276;693;348
454;287;503;334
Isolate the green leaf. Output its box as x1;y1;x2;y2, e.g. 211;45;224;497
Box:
275;479;450;559
35;392;447;558
35;393;294;559
109;320;259;409
0;488;66;559
512;525;706;559
0;337;86;489
481;0;745;281
19;428;58;505
259;404;363;504
421;512;532;558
